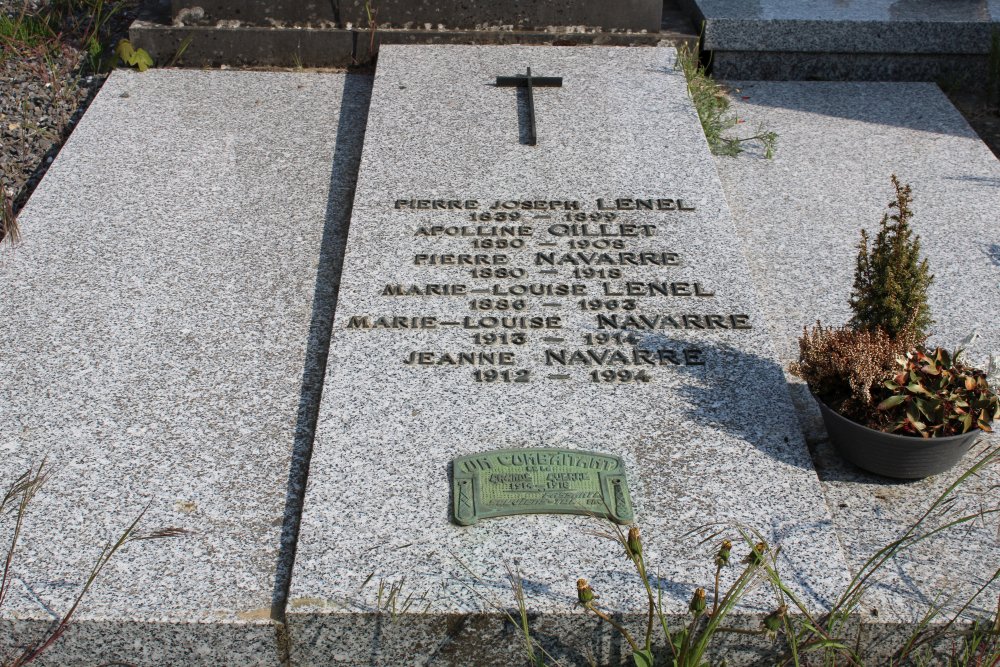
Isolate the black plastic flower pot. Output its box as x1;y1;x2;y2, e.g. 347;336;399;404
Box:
815;398;982;479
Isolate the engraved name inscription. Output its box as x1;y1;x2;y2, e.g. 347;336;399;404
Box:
346;195;751;385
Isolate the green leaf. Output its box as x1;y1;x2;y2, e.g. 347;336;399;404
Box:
907;382;930;396
133;47;153;72
961;413;973;432
632;649;654;667
914;397;936;421
878;395;907;410
116;39;154;71
115;38;135;63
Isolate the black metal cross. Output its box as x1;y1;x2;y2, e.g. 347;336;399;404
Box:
495;67;563;146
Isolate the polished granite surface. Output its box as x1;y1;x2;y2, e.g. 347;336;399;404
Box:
694;0;1000;21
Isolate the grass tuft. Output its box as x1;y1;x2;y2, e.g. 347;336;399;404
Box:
1;461;185;666
471;444;1000;665
675;41;778;159
0;0;132;72
1;191;20;247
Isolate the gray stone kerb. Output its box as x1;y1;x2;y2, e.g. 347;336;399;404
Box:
684;0;1000;53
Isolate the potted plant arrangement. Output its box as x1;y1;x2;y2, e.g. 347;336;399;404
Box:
793;176;999;478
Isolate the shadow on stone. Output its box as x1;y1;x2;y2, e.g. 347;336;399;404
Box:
628;331;818;472
985;243;1000;267
270;73;374;623
718;81;980;139
944;174;1000;188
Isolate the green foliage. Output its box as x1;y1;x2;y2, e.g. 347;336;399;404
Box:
456;450;1000;665
576;525;775;667
357;0;378;63
799;178;999;439
850;175;934;338
568;449;1000;665
877;346;1000;437
0;12;56;47
0;0;128;72
80;0;120;71
115;38;152;71
0;4;57;63
775;446;1000;665
165;34;194;68
674;41;778;159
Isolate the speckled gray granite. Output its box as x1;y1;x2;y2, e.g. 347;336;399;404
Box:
0;69;369;665
288;45;852;664
715;80;1000;631
687;0;1000;52
679;0;1000;82
708;51;995;85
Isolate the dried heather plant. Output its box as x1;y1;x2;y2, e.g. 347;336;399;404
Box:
793;322;922;424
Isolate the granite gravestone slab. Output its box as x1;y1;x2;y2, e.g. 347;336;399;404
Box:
288;45;851;663
0;69;368;664
170;0;662;31
715;81;1000;633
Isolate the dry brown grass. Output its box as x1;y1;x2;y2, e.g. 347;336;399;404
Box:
0;190;20;246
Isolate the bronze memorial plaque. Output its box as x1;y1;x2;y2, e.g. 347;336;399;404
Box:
452;448;633;526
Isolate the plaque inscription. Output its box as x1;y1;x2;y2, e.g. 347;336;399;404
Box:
452;448;633;526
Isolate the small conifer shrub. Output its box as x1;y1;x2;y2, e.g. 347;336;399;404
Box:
849;175;933;338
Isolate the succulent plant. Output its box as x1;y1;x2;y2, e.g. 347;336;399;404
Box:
877;347;1000;437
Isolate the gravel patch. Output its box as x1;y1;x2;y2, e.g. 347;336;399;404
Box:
1;0;137;218
0;48;103;208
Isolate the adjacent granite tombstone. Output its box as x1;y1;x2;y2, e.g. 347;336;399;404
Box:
170;0;661;31
0;69;369;664
287;44;852;664
715;80;1000;636
679;0;1000;83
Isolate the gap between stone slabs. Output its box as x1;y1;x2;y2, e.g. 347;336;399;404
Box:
714;80;1000;635
0;69;370;665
